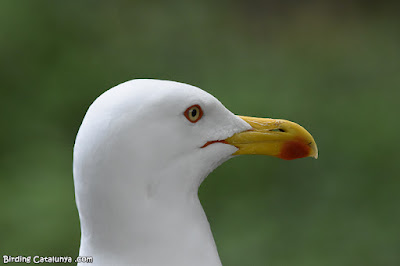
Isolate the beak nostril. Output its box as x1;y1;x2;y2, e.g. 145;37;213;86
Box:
270;128;286;132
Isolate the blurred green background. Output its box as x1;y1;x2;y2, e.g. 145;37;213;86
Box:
1;1;399;265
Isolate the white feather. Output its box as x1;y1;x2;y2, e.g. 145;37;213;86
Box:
73;79;251;266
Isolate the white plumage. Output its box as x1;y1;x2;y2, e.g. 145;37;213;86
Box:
74;79;250;266
74;79;317;265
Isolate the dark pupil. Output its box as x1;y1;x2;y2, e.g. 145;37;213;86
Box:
191;109;197;117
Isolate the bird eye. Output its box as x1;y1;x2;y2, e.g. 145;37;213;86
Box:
184;105;203;123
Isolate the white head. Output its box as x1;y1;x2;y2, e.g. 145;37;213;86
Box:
73;79;317;265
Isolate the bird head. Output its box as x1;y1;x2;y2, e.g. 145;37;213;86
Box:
74;79;317;200
73;79;318;264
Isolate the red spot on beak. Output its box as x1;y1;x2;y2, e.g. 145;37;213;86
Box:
279;139;311;160
201;140;228;148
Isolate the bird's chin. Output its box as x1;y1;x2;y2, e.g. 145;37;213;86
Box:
198;140;238;162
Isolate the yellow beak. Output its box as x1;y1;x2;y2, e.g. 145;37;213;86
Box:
225;116;318;160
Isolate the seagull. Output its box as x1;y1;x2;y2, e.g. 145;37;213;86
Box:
73;79;318;266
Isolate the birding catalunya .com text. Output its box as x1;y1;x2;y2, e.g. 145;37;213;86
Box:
3;255;93;264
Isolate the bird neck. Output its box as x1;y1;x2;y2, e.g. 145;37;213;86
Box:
75;164;222;266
